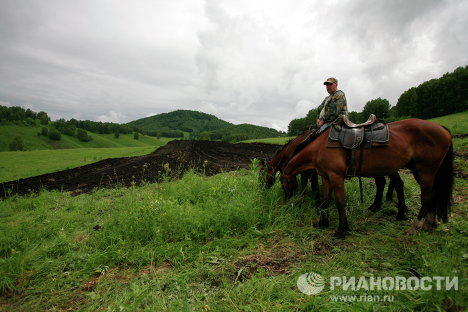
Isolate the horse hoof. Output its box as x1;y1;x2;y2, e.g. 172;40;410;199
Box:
422;219;437;231
405;220;423;235
313;220;329;228
405;225;420;235
333;229;348;239
397;205;409;214
368;205;381;212
396;214;409;221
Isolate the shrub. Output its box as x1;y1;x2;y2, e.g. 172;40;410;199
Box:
60;125;76;136
9;136;25;151
37;111;50;125
133;132;139;140
41;127;48;136
48;128;62;140
24;117;36;127
76;129;92;142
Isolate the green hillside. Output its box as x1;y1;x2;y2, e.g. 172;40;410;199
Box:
429;111;468;135
1;107;286;149
127;109;232;133
0;123;173;152
127;109;285;141
202;123;285;141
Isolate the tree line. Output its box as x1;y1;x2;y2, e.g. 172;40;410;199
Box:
288;66;467;135
189;123;285;142
0;106;50;125
0;105;141;135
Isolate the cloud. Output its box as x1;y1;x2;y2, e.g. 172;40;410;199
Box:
97;110;127;123
0;0;466;132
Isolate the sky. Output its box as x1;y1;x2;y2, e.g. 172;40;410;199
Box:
0;0;466;131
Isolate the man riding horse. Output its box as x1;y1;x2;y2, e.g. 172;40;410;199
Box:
317;77;348;132
293;77;348;153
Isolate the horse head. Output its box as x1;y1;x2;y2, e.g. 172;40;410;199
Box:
280;173;297;199
259;159;276;188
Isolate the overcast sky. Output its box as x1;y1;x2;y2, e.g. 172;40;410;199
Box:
0;0;466;131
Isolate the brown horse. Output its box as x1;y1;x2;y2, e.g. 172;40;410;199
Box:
260;129;319;195
280;119;453;236
260;129;408;218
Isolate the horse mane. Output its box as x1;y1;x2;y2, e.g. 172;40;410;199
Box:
273;126;314;157
273;138;294;157
299;127;311;135
288;127;319;161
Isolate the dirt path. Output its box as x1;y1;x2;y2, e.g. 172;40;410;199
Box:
1;140;281;198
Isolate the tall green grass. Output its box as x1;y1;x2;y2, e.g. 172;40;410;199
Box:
0;165;466;311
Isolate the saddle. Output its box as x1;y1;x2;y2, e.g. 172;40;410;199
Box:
328;114;389;149
328;114;389;179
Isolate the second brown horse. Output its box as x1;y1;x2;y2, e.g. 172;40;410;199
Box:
280;119;453;236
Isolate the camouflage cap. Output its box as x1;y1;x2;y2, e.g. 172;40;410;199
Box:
323;77;338;85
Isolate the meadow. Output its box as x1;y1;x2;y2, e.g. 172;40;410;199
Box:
0;166;466;311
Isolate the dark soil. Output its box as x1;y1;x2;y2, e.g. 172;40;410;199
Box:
1;140;281;199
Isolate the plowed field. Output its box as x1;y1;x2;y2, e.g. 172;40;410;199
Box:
1;140;280;198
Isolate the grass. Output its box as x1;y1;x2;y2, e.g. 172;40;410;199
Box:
242;137;293;145
0;147;156;182
429;111;468;135
0;165;466;311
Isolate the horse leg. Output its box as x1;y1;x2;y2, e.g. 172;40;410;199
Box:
385;176;394;202
330;174;350;237
407;172;437;234
420;178;437;231
300;171;311;190
389;173;409;220
314;176;329;228
368;176;385;212
309;170;321;206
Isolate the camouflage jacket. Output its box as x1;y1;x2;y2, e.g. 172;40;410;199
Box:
317;90;348;123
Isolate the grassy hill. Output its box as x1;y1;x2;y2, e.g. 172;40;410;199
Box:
201;123;286;142
127;109;232;133
0;123;173;152
429;110;468;135
127;109;285;141
0;108;286;151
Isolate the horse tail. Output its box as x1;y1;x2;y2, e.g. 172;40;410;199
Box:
434;140;454;223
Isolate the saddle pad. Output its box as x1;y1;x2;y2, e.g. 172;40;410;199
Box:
364;121;389;143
